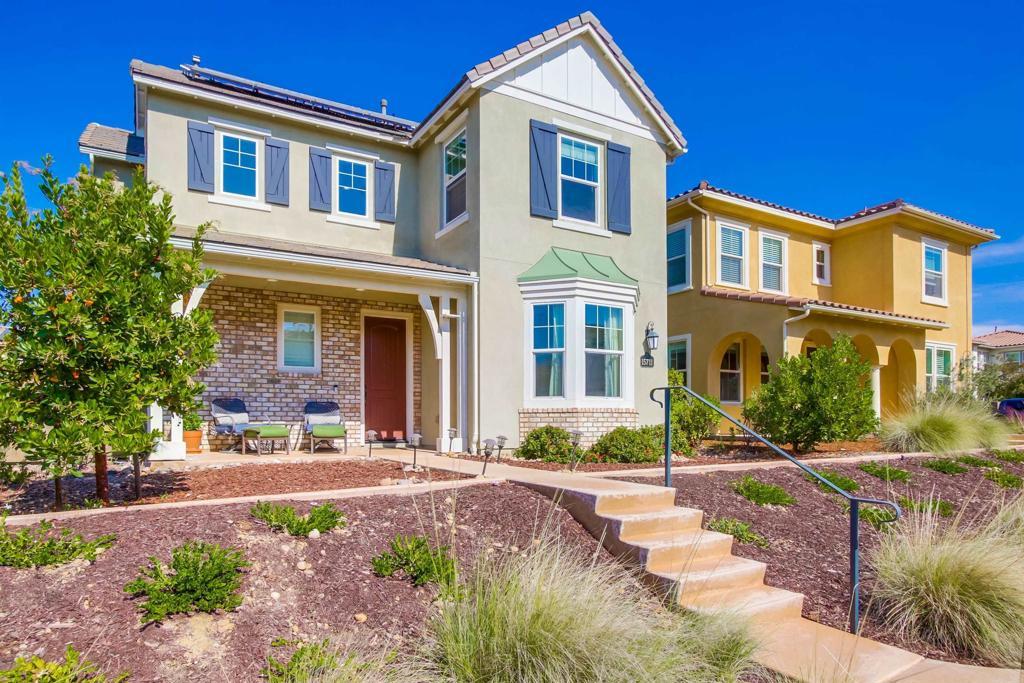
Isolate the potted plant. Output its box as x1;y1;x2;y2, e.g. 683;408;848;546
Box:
182;410;204;454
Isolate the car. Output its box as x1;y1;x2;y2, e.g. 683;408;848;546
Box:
997;398;1024;422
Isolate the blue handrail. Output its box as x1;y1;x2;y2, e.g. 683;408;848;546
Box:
650;384;902;633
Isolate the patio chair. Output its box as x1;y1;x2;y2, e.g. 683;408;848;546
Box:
305;400;347;454
210;398;258;452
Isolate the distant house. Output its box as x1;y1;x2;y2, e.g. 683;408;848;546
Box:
78;12;686;456
665;182;998;423
973;329;1024;368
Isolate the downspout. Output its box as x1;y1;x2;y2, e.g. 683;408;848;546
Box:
472;278;480;454
685;196;711;286
782;306;812;358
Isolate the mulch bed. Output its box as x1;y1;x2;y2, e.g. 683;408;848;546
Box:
0;482;601;682
621;454;1024;665
1;461;467;516
452;454;683;472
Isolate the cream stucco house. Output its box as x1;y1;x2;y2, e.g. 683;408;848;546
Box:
78;12;686;456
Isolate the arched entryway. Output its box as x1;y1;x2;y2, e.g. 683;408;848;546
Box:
708;332;770;410
800;329;833;356
852;335;882;420
881;339;916;418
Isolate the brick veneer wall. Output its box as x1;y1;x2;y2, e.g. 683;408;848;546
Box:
518;408;640;448
196;283;422;451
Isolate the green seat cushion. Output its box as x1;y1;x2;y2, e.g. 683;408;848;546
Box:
244;424;289;438
312;424;347;438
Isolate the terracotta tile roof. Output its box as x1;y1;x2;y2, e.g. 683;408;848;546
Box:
973;330;1024;348
700;286;946;327
674;181;833;223
78;123;145;158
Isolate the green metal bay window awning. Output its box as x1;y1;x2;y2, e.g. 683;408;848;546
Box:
518;247;638;286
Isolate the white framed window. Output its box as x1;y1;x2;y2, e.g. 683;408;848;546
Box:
668;334;691;387
330;154;375;225
925;343;955;392
720;342;742;403
277;303;321;374
584;304;623;397
922;237;948;305
558;133;602;226
759;230;788;294
443;129;468;228
760;348;771;385
1003;351;1024;365
216;131;261;201
813;241;831;285
667;220;691;292
717;220;749;288
532;303;565;398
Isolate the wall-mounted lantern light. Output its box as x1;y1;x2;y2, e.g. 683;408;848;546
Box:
644;322;660;352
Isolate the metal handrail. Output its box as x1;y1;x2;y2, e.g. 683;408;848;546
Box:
650;384;902;633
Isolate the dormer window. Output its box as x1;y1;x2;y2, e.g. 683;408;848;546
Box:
220;133;259;199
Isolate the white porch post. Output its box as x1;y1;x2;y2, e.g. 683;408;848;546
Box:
871;365;882;421
437;297;454;452
456;295;469;453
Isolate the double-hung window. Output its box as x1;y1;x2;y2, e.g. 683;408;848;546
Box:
532;303;565;398
760;349;771;385
443;130;467;225
559;135;601;225
336;157;370;218
667;221;691;290
584;304;623;397
718;222;748;287
922;238;947;305
925;343;954;392
813;242;831;285
720;343;742;403
221;134;259;199
668;336;690;387
759;231;787;294
278;304;321;374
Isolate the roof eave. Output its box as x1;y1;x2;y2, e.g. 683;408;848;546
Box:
78;144;145;165
836;205;998;242
795;303;948;330
669;188;835;229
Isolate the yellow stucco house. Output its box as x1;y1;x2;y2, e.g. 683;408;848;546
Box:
665;181;998;423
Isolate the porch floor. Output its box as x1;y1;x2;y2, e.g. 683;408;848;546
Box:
150;447;446;471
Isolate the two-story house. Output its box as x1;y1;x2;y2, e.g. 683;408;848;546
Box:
77;12;686;457
665;181;997;423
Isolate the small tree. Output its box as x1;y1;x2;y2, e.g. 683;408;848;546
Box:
743;335;876;452
0;161;218;508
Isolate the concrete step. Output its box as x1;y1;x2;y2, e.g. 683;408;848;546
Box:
681;584;805;622
651;554;767;596
605;507;703;542
636;529;735;572
592;488;676;516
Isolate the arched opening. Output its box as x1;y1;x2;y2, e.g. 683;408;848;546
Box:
851;334;881;420
800;329;833;357
708;332;770;409
881;339;917;418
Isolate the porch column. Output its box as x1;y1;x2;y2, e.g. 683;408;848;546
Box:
150;295;191;460
456;295;469;453
871;365;882;421
437;297;455;452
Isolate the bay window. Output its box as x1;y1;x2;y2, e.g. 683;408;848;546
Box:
532;303;565;397
584;304;623;397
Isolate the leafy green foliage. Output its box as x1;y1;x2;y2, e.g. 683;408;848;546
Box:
860;505;898;531
985;469;1023;489
858;461;912;482
0;645;128;682
921;458;969;475
515;426;577;463
0;515;114;568
264;640;338;683
730;475;796;507
742;335;877;452
263;638;420;683
956;454;1001;468
250;501;346;537
881;392;1010;454
805;468;860;494
706;517;768;548
898;496;955;518
992;449;1024;464
668;369;720;454
124;540;248;624
371;535;456;590
0;460;30;488
586;426;661;464
0;162;219;507
181;409;204;432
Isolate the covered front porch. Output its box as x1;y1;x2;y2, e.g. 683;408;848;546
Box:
148;230;478;460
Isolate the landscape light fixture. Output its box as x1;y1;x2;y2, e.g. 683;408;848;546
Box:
495;435;508;463
569;430;583;472
447;427;458;456
482;438;496;477
410;432;422;469
366;430;378;459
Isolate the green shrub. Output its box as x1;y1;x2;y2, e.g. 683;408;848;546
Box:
992;449;1024;464
0;645;128;683
860;505;898;531
956;454;1001;469
706;517;768;548
898;495;955;518
869;505;1024;665
263;638;424;683
182;409;204;432
985;469;1023;489
858;461;912;482
587;426;661;464
881;392;1011;453
731;475;796;507
0;515;115;568
251;501;346;537
805;468;860;494
0;460;30;488
668;370;721;454
124;540;248;624
371;535;456;591
742;335;877;452
921;458;969;475
425;539;758;682
515;426;576;463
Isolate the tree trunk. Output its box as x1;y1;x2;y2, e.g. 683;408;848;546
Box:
53;476;64;511
94;447;110;505
132;453;142;500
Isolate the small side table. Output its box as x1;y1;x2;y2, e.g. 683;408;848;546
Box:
242;425;291;455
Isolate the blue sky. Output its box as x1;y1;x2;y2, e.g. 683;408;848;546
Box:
2;1;1021;334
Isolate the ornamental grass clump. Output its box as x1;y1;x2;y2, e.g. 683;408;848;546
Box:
0;515;115;568
251;501;346;537
881;392;1011;454
263;637;427;683
424;539;758;682
371;535;457;592
0;645;127;683
868;500;1024;666
731;475;796;507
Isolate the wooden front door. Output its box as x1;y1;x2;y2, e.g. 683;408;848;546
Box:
364;316;407;440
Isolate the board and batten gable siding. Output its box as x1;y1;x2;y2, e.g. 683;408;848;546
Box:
144;90;421;258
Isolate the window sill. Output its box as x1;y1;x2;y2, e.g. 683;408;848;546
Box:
759;287;789;296
276;366;321;376
552;219;610;238
523;397;634;410
714;280;750;291
436;213;469;238
921;297;948;307
326;215;381;230
812;280;832;287
667;284;693;295
208;195;272;212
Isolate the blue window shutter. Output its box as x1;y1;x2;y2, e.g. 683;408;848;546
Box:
374;160;396;222
606;141;631;234
308;147;331;212
186;121;214;193
529;119;557;218
264;138;290;206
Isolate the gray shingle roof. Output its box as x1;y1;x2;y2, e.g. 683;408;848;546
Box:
78;123;145;158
